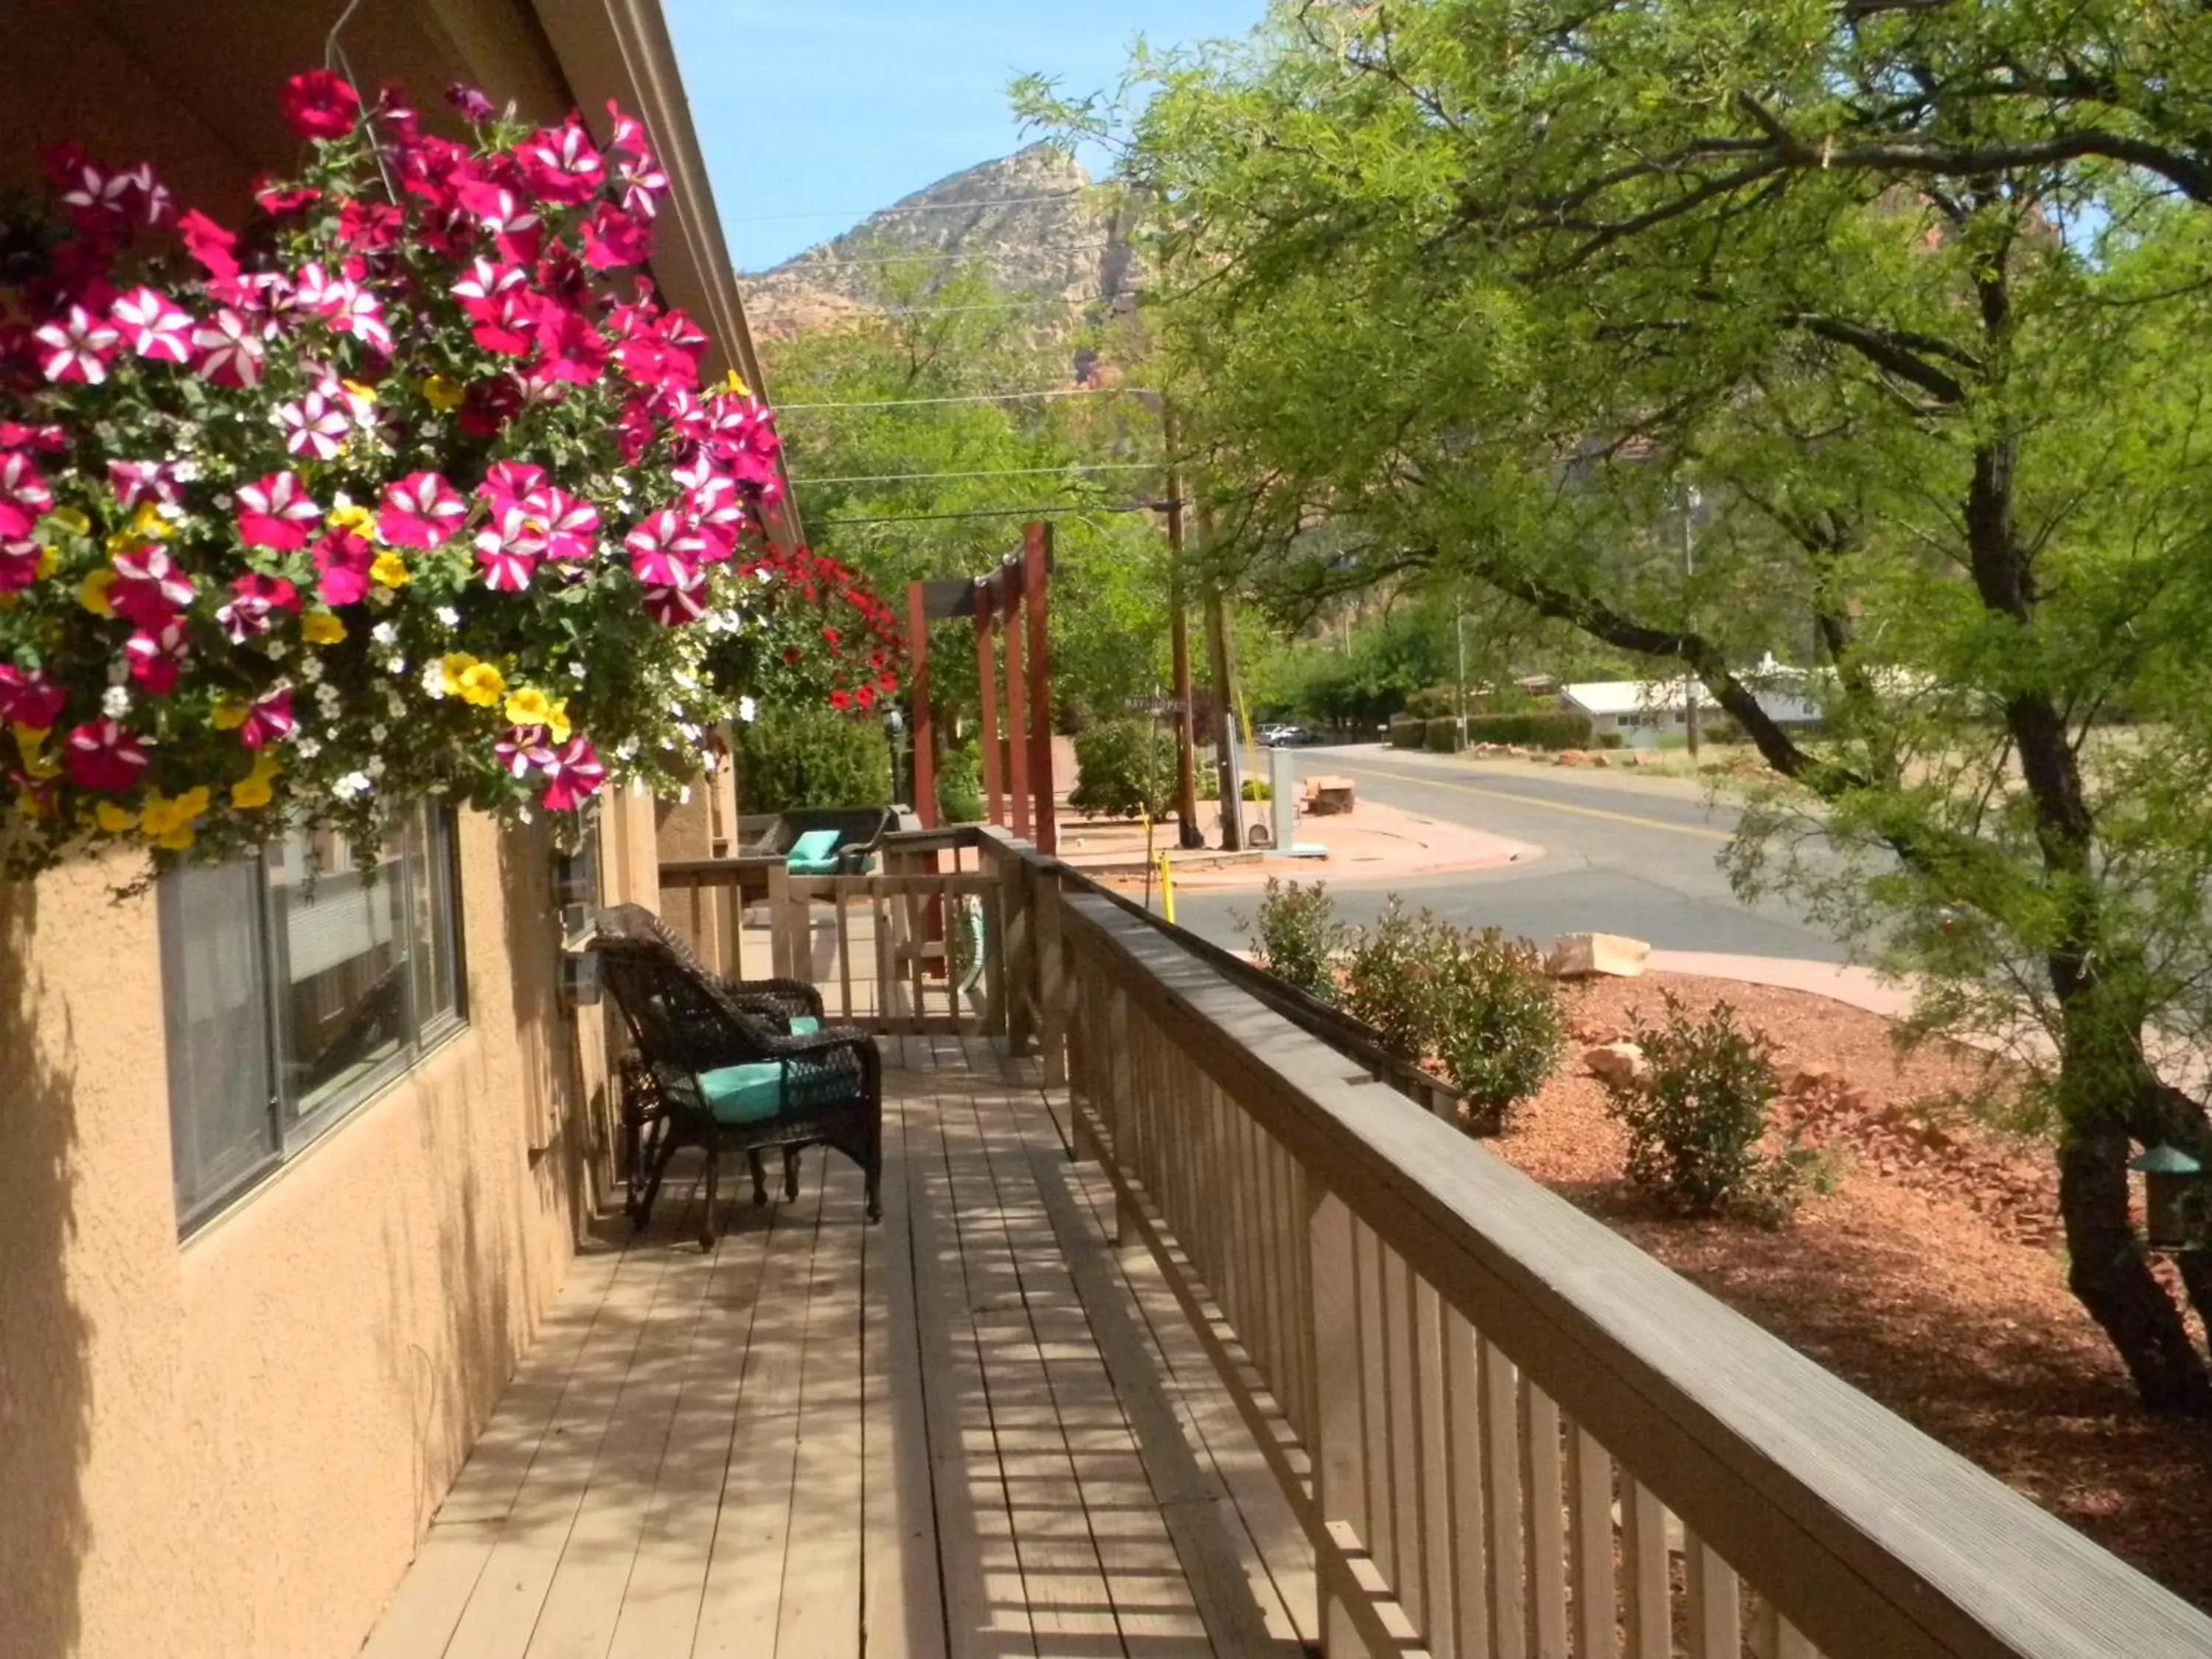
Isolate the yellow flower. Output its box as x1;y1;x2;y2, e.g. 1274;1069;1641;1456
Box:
370;550;411;588
130;503;173;540
95;801;139;834
139;786;211;845
34;544;58;580
546;698;572;743
437;652;479;698
342;378;378;406
14;726;60;779
504;686;553;727
209;696;249;731
231;754;280;812
457;661;507;708
722;369;751;398
48;507;89;537
327;501;378;540
301;611;347;645
79;568;115;616
422;375;465;411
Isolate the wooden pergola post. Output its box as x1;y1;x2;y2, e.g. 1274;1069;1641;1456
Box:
974;589;1004;826
1023;521;1056;855
1004;565;1030;842
905;580;935;827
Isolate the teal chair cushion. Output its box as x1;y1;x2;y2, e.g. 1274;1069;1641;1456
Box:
788;1015;821;1035
786;829;841;870
669;1060;785;1125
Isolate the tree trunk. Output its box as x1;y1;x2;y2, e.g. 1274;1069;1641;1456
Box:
2056;1111;2212;1414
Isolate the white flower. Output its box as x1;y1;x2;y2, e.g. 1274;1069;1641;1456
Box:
370;622;398;647
315;684;341;715
568;661;588;681
739;696;757;723
366;755;385;778
421;661;448;700
333;770;372;800
212;490;234;509
296;737;322;759
386;690;407;720
331;490;355;513
173;457;201;481
265;640;289;661
384;656;406;676
302;655;324;683
435;605;460;628
101;684;131;719
369;723;388;742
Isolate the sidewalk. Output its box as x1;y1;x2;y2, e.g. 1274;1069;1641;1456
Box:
1052;793;1540;892
1338;742;1753;804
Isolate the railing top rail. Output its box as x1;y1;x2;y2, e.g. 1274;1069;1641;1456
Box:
1057;886;2212;1659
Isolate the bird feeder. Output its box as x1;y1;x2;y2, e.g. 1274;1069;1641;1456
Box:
2130;1144;2205;1251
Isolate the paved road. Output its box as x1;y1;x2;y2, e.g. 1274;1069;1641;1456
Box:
1172;745;1848;962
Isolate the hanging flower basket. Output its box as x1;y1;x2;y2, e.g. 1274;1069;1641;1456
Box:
0;70;881;879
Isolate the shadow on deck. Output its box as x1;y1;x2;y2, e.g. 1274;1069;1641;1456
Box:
361;1037;1315;1658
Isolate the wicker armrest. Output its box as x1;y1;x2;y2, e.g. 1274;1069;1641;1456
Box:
757;1025;875;1060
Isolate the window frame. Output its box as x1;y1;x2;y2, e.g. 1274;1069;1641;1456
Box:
164;801;469;1236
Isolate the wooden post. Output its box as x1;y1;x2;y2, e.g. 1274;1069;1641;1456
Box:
1309;1186;1374;1656
1023;521;1057;854
1005;565;1031;841
1203;576;1242;850
1002;846;1033;1054
1166;474;1200;849
1036;867;1066;1085
974;591;1004;826
905;580;935;827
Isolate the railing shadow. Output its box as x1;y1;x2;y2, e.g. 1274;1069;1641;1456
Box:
0;877;94;1656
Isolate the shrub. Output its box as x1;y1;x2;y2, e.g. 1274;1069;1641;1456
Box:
1464;709;1594;749
1233;877;1348;1003
738;707;892;812
1342;898;1452;1060
1596;730;1625;750
1432;928;1566;1133
1070;719;1175;819
1197;772;1273;802
1425;716;1464;752
938;744;984;824
1601;993;1795;1222
1405;684;1457;720
1388;714;1425;749
1699;713;1745;745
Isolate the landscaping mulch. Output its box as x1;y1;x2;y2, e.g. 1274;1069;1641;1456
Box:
1489;970;2212;1615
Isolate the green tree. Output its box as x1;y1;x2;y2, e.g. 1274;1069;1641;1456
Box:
1026;2;2212;1412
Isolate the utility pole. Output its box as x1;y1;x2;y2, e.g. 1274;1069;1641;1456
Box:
1198;501;1243;850
1683;485;1701;761
1163;426;1201;848
1455;606;1470;750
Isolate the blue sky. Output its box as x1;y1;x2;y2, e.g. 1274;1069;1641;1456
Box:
663;1;1262;271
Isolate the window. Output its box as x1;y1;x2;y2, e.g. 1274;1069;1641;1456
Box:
162;802;466;1232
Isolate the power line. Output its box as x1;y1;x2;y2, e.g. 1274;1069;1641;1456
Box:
776;387;1161;411
815;502;1157;526
745;240;1116;273
726;192;1089;226
747;296;1144;319
787;462;1161;487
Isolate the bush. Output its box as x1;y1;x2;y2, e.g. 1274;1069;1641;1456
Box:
1601;992;1795;1222
738;706;892;812
1388;714;1425;749
1464;709;1594;749
1342;898;1452;1061
1699;714;1745;745
1233;877;1348;1004
1405;684;1457;720
1432;928;1566;1133
1197;772;1273;802
938;745;984;824
1070;719;1175;819
1425;716;1464;752
1596;730;1625;750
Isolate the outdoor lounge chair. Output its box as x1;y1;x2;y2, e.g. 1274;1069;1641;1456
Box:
594;902;822;1029
591;917;882;1247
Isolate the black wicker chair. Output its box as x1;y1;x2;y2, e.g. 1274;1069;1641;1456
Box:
590;921;881;1247
595;901;821;1029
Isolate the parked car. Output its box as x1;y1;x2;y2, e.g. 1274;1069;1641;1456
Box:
1262;724;1325;746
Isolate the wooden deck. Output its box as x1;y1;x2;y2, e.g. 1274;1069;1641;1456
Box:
361;1037;1315;1658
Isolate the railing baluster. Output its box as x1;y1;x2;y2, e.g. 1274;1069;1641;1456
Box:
1620;1473;1670;1659
1442;1301;1490;1659
1565;1419;1614;1659
1522;1374;1568;1659
834;880;853;1023
1415;1280;1453;1659
869;873;891;1028
1354;1220;1391;1586
1309;1186;1368;1657
1686;1528;1743;1659
1481;1332;1526;1658
1384;1247;1425;1635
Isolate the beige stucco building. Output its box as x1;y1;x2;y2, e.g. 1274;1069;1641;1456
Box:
0;4;764;1654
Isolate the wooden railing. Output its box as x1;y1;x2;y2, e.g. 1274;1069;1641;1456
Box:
676;823;2212;1656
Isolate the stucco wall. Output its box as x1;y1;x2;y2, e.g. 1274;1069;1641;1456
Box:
0;812;625;1659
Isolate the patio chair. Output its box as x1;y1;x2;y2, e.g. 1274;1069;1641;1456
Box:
594;902;822;1029
590;923;883;1247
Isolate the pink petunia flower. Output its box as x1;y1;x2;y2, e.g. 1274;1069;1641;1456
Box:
534;487;600;562
581;204;650;271
33;304;121;383
615;397;655;465
217;571;302;642
178;209;240;279
459;375;524;439
474;504;543;591
686;474;747;560
124;619;190;695
0;452;56;538
336;196;403;251
108;459;184;512
515;119;604;205
0;539;43;593
282;69;361;141
530;304;608;385
639;566;709;627
494;724;550;778
456;179;543;262
236;471;320;550
448;83;497;123
192;307;265;389
312;529;375;606
277;390;351;461
607;102;668;219
255;179;322;217
624;508;703;586
538;737;605;810
451;257;526;321
0;664;67;729
111;287;193;364
327;284;393;355
240;688;297;749
56;159;136;229
479;459;547;504
0;423;67;454
63;719;150;793
378;471;467;549
470;290;543;358
119;162;173;227
292;262;355;316
108;544;195;627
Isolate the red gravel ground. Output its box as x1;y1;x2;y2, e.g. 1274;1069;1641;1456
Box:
1489;971;2212;1613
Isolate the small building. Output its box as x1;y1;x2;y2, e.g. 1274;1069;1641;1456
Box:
1561;655;1822;735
